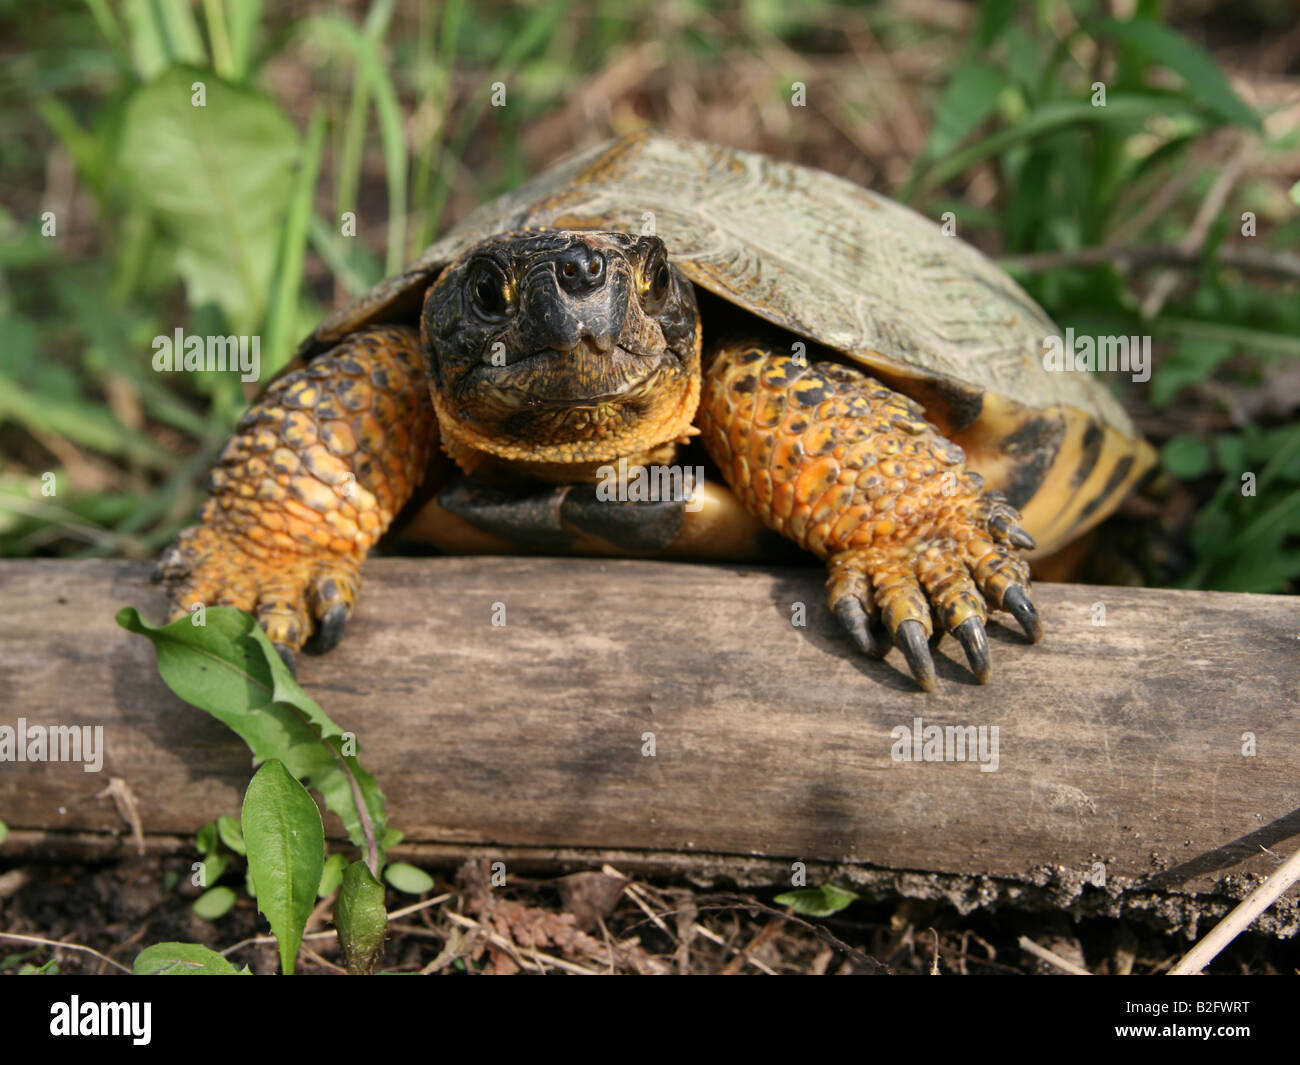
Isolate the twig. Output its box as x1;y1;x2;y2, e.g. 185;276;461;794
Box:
300;945;347;974
1017;935;1093;975
720;913;784;975
220;892;453;957
0;931;133;974
418;927;465;974
442;912;598;975
1170;845;1300;975
694;894;890;973
386;893;452;920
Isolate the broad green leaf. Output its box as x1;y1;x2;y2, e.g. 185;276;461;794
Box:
134;942;246;975
116;607;388;864
242;760;325;975
117;66;299;333
1101;18;1260;130
774;883;859;917
383;862;434;895
923;63;1008;161
0;820;7;845
217;814;246;856
1149;337;1234;408
336;860;388;974
192;885;238;920
196;852;227;887
1216;435;1246;474
196;821;218;855
318;852;348;899
1162;435;1211;479
973;0;1018;49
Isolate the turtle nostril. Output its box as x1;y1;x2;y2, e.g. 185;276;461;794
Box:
555;245;606;294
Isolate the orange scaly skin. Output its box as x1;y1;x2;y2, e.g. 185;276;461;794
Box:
159;326;436;655
699;340;1036;684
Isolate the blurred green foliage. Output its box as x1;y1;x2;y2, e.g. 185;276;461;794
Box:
1;0;1297;592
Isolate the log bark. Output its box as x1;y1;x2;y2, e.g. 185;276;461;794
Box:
1;559;1297;931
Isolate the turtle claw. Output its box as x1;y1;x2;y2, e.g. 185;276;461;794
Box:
1002;586;1043;643
833;597;889;658
894;619;937;692
272;642;297;678
987;506;1037;551
305;602;350;655
953;617;991;684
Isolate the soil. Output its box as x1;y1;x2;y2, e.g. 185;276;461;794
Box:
2;855;1294;975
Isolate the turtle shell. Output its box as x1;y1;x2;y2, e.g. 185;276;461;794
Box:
299;131;1154;554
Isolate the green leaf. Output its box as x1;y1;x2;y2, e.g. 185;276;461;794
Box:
196;852;227;887
1101;18;1261;130
1149;337;1233;408
383;862;434;896
0;820;7;846
1162;435;1211;479
1290;181;1300;207
134;942;246;975
116;607;388;865
242;760;325;975
907;95;1203;200
774;883;859;917
123;0;207;79
217;814;246;856
923;63;1008;161
336;860;388;974
117;66;300;333
192;885;238;920
318;852;348;898
196;821;218;855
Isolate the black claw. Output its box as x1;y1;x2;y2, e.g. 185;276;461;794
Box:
272;642;297;677
834;597;888;658
988;512;1037;551
894;619;937;692
953;617;991;684
1002;586;1043;643
305;603;350;655
1008;526;1036;550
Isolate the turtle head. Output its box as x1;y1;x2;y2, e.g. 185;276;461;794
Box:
420;230;701;468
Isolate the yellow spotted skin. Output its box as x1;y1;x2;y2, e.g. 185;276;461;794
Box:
159;326;436;653
699;340;1034;660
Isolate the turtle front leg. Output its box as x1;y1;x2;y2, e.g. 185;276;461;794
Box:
698;339;1041;691
156;325;436;668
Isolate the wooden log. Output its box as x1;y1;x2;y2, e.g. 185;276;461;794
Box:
1;559;1298;932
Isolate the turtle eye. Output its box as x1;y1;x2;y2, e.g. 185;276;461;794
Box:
468;261;512;319
638;244;673;311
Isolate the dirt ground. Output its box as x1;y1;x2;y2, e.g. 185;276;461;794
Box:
2;854;1295;975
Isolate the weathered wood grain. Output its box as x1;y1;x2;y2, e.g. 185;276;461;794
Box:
1;559;1297;922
